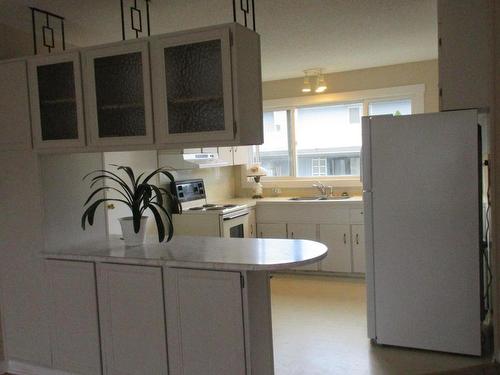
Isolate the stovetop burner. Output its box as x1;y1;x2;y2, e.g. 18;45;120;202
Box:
203;204;216;208
188;207;204;211
223;204;237;208
206;206;225;211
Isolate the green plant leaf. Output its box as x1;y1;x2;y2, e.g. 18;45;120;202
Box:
149;185;164;206
131;204;142;233
83;186;131;206
142;167;176;185
150;202;174;242
89;174;134;202
147;204;166;242
159;187;182;213
135;172;145;186
82;198;130;229
112;165;137;190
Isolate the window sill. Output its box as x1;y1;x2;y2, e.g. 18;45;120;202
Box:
240;167;362;188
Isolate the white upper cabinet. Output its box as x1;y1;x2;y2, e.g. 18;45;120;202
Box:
151;27;234;145
218;146;250;165
0;60;32;150
151;23;263;147
28;52;86;149
82;40;154;147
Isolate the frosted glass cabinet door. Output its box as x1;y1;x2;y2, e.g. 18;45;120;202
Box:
151;28;234;144
28;52;85;148
83;41;153;146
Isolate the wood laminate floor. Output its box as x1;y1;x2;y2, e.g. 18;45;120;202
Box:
270;274;495;375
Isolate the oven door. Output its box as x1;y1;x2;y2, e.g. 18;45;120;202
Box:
221;210;250;238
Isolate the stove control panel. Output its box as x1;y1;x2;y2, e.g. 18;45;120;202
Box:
172;179;206;203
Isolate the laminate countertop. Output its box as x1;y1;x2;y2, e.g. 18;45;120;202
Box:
42;236;328;271
224;196;363;207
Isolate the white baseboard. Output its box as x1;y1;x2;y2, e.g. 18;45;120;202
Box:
7;360;76;375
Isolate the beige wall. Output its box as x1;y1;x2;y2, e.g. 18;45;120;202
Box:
165;165;236;202
236;59;439;198
0;23;77;61
263;59;439;112
0;23;33;60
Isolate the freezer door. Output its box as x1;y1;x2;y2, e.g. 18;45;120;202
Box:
368;110;481;355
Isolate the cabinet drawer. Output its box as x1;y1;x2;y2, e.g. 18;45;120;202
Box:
350;208;364;224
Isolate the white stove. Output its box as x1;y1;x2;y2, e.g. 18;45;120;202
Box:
171;179;250;238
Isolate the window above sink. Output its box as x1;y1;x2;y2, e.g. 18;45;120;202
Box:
242;84;424;189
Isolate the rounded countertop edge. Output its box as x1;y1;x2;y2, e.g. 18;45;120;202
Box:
40;237;329;272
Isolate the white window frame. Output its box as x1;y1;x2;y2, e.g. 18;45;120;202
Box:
241;84;425;188
312;158;327;176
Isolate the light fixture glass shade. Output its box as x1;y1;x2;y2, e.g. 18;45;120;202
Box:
302;75;311;93
315;74;327;93
247;164;267;177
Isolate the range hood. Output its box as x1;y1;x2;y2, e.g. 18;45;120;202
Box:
182;152;230;168
158;149;230;170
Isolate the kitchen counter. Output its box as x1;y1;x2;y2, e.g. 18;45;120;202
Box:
42;235;328;271
225;196;363;208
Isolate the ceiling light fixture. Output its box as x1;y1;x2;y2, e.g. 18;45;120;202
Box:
315;70;327;93
302;72;312;93
302;68;328;94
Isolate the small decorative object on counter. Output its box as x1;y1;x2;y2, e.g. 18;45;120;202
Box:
81;165;182;246
247;163;267;199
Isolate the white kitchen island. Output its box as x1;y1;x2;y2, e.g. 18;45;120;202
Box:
42;236;327;375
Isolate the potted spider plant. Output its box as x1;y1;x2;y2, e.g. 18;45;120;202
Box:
81;165;181;246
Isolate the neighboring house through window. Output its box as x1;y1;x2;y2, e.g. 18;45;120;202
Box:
249;84;424;187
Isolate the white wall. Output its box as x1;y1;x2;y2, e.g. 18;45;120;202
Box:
39;153;107;251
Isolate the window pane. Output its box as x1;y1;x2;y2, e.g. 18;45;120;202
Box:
296;104;362;177
258;110;291;176
369;99;412;116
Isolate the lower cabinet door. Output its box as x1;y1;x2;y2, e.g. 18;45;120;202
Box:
164;268;246;375
319;224;352;273
97;264;168;375
351;224;366;273
45;260;101;375
257;223;287;238
288;223;319;271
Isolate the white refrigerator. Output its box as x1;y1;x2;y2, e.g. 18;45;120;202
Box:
362;109;483;356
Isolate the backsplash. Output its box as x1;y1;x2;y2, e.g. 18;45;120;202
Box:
157;154;236;201
233;166;362;198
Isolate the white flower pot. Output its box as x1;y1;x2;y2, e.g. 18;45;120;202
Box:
119;216;148;247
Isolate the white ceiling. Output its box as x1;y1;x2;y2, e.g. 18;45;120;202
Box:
0;0;438;81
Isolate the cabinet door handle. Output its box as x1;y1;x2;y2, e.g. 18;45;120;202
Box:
356;233;359;245
343;233;347;244
260;232;263;238
250;224;254;236
291;232;294;238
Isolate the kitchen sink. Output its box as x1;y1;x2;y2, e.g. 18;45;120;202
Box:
288;197;321;201
318;196;350;200
288;196;350;201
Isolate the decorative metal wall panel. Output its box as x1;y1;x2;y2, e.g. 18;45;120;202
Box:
233;0;256;31
30;7;65;54
120;0;151;40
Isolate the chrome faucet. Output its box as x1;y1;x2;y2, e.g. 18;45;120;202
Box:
312;181;327;196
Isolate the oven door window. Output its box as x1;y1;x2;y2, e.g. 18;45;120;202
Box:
229;224;244;238
221;211;249;238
